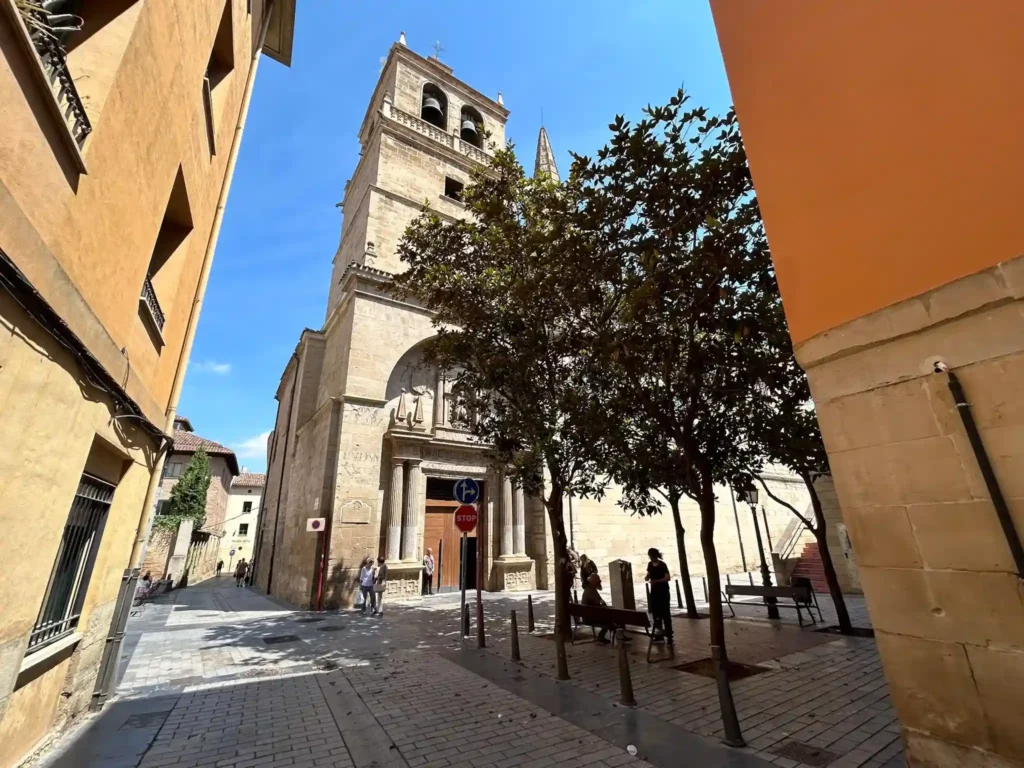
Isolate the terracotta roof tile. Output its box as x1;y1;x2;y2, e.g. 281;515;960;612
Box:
172;429;239;475
233;472;266;488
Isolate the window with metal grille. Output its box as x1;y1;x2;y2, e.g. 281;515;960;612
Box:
238;523;249;536
28;474;114;652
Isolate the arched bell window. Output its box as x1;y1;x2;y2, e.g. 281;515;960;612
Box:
421;83;448;130
460;105;483;148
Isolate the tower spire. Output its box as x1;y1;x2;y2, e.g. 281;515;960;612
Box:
534;126;559;182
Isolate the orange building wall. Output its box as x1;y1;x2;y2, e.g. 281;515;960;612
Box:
710;0;1024;343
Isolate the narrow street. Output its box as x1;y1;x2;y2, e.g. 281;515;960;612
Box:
29;580;901;768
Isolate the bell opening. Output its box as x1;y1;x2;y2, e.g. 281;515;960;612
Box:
420;84;448;130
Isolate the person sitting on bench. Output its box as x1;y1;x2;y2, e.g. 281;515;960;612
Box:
581;572;612;644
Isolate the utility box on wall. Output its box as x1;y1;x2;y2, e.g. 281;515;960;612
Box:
607;559;635;610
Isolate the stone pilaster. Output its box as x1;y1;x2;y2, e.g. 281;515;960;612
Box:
401;460;421;561
385;459;403;561
433;373;445;427
499;473;513;557
513;486;526;555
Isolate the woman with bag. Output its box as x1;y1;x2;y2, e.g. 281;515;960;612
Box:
358;557;376;614
373;556;388;616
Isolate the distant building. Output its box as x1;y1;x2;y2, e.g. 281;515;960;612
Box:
141;418;240;584
219;472;266;571
0;0;295;759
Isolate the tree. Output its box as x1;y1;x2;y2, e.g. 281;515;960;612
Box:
607;420;700;617
744;378;855;634
155;448;212;533
393;145;617;680
574;90;792;743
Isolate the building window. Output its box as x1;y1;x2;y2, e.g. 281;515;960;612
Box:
155;500;172;516
242;501;253;514
444;177;464;202
141;168;193;346
28;474;114;652
163;461;184;479
238;523;249;536
421;83;448;130
203;0;235;155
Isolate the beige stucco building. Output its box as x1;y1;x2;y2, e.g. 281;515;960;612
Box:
140;418;240;585
252;37;823;613
0;1;294;765
218;472;266;571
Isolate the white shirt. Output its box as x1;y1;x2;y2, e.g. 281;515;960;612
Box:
360;566;375;587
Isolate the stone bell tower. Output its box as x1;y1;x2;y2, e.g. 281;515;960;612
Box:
256;34;542;608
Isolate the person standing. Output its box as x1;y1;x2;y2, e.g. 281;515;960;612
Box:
422;549;435;595
216;560;224;577
645;548;673;644
373;556;389;616
234;558;247;588
359;557;376;614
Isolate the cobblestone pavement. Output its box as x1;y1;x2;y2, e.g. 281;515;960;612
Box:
32;578;903;768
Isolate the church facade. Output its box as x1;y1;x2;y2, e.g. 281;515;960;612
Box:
252;37;831;609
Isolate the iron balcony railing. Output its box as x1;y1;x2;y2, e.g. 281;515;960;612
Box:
140;275;166;332
19;4;92;147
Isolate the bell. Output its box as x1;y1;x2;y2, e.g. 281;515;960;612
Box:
421;95;443;124
461;119;478;143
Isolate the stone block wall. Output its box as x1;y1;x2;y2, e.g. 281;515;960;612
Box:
800;256;1024;767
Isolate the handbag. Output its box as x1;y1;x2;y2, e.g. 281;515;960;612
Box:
373;583;386;593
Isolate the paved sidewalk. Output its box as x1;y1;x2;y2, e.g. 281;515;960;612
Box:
30;578;902;768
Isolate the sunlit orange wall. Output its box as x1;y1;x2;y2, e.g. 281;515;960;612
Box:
710;1;1024;343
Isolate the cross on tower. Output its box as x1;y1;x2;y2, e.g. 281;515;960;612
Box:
432;40;445;60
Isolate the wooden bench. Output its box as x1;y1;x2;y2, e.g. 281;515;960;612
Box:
724;580;823;626
568;603;673;662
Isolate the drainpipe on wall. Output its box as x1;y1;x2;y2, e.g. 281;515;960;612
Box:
91;2;277;712
936;362;1024;578
128;0;277;570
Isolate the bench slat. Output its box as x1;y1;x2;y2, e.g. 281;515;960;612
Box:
726;585;810;600
569;604;650;628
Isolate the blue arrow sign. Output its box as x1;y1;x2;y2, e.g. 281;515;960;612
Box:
454;477;480;504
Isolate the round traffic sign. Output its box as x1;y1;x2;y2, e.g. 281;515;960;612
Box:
454;477;481;504
454;504;478;532
229;549;236;556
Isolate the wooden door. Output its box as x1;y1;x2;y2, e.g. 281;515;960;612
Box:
425;504;473;591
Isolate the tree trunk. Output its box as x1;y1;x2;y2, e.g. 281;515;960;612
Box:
545;488;571;680
697;483;743;743
669;494;699;618
804;474;853;634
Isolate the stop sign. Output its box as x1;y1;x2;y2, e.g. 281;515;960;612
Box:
454;504;478;532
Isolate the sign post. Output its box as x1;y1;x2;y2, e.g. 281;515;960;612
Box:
454;479;480;641
454;502;478;638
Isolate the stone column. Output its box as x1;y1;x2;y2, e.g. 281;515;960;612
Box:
513;486;526;555
401;460;421;561
499;473;514;557
433;373;445;427
385;459;404;561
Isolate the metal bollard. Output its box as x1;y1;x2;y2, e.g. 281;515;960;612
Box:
462;603;470;636
510;610;521;662
527;594;536;632
702;576;709;603
617;638;636;706
712;645;746;747
675;579;683;609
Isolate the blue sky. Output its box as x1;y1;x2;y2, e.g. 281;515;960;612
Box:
179;0;733;472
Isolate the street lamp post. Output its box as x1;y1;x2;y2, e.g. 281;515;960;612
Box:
739;487;779;620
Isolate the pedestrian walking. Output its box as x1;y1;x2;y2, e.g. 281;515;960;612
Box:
245;561;253;586
234;558;247;588
373;556;389;616
422;548;435;595
216;560;224;577
358;557;376;614
645;548;674;644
